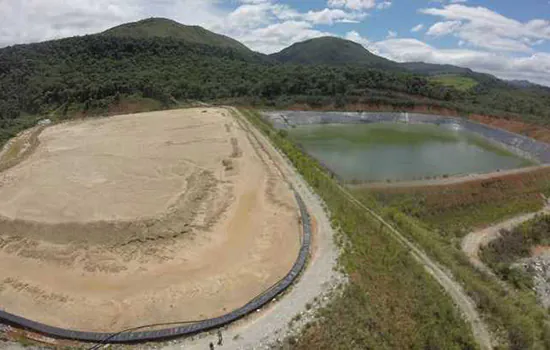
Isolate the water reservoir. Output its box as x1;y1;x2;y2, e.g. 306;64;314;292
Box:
287;122;534;182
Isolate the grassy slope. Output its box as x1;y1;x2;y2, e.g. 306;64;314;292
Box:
365;168;550;237
430;75;479;91
238;108;477;350
353;173;550;348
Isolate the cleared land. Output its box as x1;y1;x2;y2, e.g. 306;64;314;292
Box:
429;75;479;91
0;108;301;332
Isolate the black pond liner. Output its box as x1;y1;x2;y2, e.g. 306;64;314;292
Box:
0;191;312;344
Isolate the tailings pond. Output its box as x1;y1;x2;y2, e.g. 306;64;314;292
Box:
285;122;534;182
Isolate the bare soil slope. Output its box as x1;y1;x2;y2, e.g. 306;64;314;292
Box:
0;108;301;332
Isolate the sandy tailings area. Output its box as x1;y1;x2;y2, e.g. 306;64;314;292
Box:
0;108;301;332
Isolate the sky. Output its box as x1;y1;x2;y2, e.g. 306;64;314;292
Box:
1;0;550;86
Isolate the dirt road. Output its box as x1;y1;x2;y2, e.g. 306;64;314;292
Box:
157;108;342;350
333;183;493;350
164;108;492;350
461;203;550;276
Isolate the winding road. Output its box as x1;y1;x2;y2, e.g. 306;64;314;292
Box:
172;108;493;350
462;202;550;278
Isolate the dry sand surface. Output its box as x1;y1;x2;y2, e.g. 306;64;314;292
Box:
0;108;301;332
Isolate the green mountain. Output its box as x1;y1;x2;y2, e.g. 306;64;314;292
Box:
270;36;400;70
1;18;549;148
270;37;506;87
102;17;251;52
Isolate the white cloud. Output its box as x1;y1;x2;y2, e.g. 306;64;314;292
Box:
0;0;139;46
376;1;392;10
348;31;550;86
218;0;368;52
0;0;229;47
303;8;367;25
426;20;462;37
411;24;424;32
328;0;377;10
386;30;397;39
237;20;331;53
420;4;550;52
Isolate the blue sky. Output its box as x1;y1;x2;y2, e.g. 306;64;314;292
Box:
275;1;550;52
1;0;549;85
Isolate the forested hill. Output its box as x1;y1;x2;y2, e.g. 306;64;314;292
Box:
269;36;400;70
102;18;251;52
1;18;550;145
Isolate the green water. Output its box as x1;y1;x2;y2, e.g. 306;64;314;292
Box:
288;123;534;182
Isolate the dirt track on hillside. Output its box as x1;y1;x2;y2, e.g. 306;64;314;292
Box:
0;108;301;332
462;203;550;276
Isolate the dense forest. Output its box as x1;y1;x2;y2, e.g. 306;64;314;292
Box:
1;18;550;145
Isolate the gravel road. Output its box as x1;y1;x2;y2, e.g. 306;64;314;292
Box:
155;108;343;350
334;183;493;350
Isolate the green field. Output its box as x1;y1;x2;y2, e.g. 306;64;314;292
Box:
430;74;479;91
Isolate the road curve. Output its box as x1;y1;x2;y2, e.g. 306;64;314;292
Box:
255;107;494;349
335;185;494;350
462;203;550;277
220;108;492;350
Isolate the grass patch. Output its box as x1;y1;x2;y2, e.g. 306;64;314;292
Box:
1;137;24;163
374;208;550;349
238;108;477;349
430;74;479;91
364;170;550;237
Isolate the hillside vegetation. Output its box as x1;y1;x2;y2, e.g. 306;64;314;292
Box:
269;36;399;70
1;18;550;145
365;167;550;237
